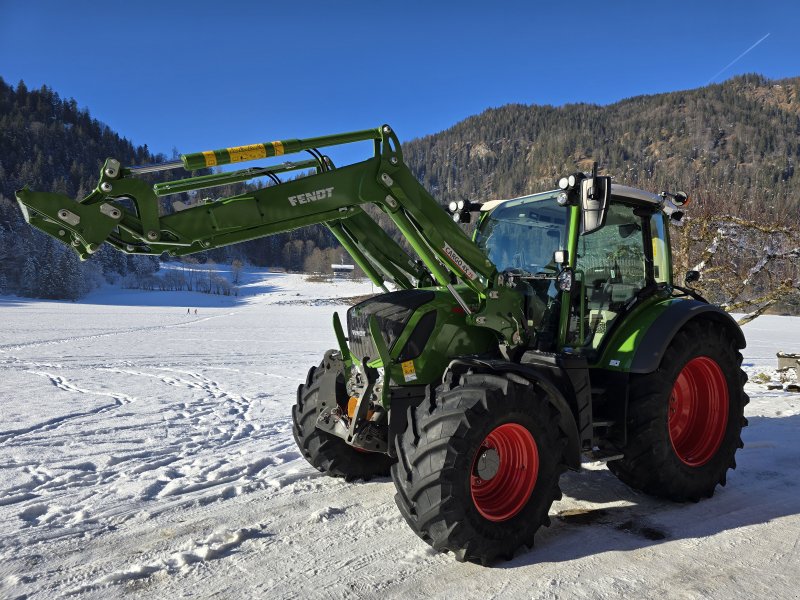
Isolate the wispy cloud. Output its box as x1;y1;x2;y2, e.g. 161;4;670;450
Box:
706;33;771;85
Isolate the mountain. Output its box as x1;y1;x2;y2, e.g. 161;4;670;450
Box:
403;73;799;219
0;78;167;299
0;77;339;299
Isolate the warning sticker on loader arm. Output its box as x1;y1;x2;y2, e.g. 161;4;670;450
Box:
401;360;417;382
227;144;268;163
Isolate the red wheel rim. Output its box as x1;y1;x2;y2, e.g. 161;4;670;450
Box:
669;356;729;467
470;423;538;522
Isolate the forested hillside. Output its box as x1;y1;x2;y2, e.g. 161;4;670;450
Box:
0;78;164;299
1;74;798;304
404;73;799;218
0;77;340;299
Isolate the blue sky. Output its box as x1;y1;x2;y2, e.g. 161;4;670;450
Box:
1;0;798;167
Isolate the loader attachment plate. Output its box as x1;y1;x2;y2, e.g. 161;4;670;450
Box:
16;188;124;260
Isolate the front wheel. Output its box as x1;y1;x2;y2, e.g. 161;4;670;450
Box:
391;372;568;564
608;320;749;501
292;352;393;481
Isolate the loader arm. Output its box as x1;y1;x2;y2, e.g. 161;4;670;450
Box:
16;124;527;350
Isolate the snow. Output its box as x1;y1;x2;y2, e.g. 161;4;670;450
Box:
0;270;797;599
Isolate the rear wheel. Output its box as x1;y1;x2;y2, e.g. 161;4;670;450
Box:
391;372;568;564
292;352;393;481
608;320;748;501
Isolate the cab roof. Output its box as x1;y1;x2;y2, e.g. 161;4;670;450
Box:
480;183;662;213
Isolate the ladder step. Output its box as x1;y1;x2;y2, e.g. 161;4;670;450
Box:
592;420;615;428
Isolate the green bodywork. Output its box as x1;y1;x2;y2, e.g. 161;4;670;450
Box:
374;288;495;397
593;293;674;372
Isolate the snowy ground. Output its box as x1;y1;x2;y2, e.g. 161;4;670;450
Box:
0;270;797;599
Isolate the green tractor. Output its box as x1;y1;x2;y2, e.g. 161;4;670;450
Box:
16;125;747;564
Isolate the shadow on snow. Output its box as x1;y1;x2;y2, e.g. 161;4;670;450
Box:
499;412;800;567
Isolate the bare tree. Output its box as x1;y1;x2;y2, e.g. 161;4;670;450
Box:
231;258;243;285
672;193;800;325
181;256;199;291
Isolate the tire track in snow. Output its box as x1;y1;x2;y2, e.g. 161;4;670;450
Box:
0;371;134;444
0;310;238;354
0;362;289;537
64;525;272;596
1;419;304;554
243;479;448;600
97;365;269;456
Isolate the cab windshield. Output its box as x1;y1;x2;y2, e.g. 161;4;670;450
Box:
475;192;568;274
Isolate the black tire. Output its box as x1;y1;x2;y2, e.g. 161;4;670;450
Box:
291;352;393;482
391;372;568;564
608;320;749;501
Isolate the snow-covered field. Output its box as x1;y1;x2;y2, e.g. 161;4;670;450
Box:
0;270;797;599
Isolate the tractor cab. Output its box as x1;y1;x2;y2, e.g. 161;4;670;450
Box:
474;182;674;360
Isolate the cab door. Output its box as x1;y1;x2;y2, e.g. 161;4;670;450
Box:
565;200;664;353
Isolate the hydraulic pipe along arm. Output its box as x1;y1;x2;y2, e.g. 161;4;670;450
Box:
16;124;527;350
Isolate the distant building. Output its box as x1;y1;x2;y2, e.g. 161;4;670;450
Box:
331;262;355;279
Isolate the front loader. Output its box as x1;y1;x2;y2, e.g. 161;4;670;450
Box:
16;124;748;564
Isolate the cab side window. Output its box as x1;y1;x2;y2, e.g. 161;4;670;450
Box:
650;212;671;284
567;202;647;350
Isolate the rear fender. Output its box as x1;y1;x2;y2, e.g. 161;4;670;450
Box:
595;296;745;374
629;300;745;374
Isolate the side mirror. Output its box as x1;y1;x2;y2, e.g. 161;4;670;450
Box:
685;270;700;285
557;163;611;235
580;172;611;235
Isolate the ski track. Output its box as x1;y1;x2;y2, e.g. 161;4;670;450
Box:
0;310;238;354
0;273;798;599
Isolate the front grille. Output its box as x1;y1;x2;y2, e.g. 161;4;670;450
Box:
347;289;435;363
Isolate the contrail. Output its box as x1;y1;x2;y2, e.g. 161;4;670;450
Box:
706;33;771;85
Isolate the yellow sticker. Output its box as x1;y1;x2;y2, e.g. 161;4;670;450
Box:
202;150;218;167
652;239;658;258
226;143;268;163
272;140;285;156
401;360;417;382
